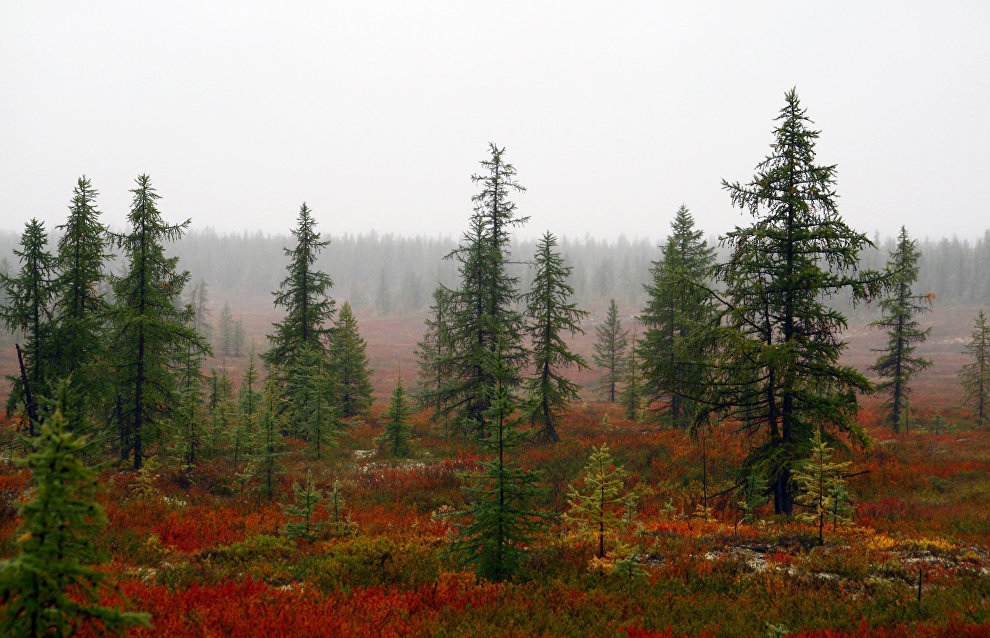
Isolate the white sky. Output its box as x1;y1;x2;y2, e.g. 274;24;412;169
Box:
1;1;988;242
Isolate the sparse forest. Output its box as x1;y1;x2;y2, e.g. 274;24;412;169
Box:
0;92;989;637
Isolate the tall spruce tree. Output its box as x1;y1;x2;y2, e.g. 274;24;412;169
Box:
870;226;933;432
639;206;716;427
0;218;56;432
328;301;373;419
960;310;990;425
264;203;334;365
444;335;542;581
592;299;627;403
108;175;207;469
50;177;112;420
709;89;885;515
524;232;589;442
0;407;150;636
438;143;528;436
263;203;335;424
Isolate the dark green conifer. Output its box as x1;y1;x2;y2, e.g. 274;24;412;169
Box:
0;219;56;433
288;343;338;459
444;335;543;581
438;143;528;436
524;232;589;442
108;175;208;469
0;405;150;636
592;299;627;403
328;301;373;419
620;332;643;422
250;378;286;499
870;226;933;432
281;471;325;541
638;206;716;427
207;367;235;458
960;310;990;425
50;177;112;421
415;286;455;427
263;203;334;367
172;314;207;469
711;89;886;514
376;380;414;457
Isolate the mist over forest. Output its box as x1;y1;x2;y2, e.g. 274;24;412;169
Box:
3;226;989;322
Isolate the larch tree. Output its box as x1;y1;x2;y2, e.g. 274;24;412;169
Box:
709;89;885;515
960;309;990;425
792;429;853;545
437;143;528;437
524;231;589;442
108;175;208;469
0;407;150;636
870;226;933;432
444;335;543;581
329;301;374;419
0;218;56;433
564;444;636;559
50;177;112;422
638;206;717;428
592;299;627;403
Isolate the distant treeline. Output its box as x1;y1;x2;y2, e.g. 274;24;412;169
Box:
2;227;989;320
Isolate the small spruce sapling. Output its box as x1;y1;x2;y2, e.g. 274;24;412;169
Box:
737;470;769;524
0;408;150;636
282;471;326;541
376;380;414;457
325;480;354;537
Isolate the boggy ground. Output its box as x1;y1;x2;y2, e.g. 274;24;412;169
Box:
1;401;989;637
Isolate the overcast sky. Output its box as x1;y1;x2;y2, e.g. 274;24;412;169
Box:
2;1;988;243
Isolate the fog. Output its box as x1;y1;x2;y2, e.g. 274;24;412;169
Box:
2;1;988;241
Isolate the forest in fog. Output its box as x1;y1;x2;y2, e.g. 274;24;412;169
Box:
1;90;988;638
4;226;990;320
